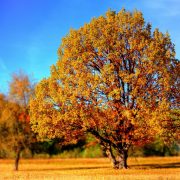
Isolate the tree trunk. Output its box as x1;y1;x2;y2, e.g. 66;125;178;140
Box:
117;150;128;169
105;145;118;169
31;149;35;158
108;149;128;169
104;144;129;169
14;149;21;171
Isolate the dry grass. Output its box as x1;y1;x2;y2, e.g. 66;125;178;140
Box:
0;156;180;179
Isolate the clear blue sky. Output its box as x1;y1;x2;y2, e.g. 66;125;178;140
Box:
0;0;180;94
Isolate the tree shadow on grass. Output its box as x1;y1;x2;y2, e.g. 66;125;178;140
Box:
21;166;110;171
19;162;180;171
131;162;180;169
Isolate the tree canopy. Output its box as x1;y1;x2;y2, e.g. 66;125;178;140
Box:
30;9;179;169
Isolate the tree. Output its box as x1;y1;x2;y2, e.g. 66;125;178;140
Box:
0;72;36;170
0;94;9;157
30;9;179;169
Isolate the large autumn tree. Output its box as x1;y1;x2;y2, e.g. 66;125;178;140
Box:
30;9;179;169
0;72;36;170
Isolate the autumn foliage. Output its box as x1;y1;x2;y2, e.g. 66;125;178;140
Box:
30;9;179;169
0;72;36;170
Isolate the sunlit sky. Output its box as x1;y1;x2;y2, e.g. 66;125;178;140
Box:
0;0;180;94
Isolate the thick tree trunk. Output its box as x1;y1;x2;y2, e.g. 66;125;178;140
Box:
14;149;21;171
107;148;128;169
117;150;128;169
105;145;119;169
106;150;118;169
89;130;129;169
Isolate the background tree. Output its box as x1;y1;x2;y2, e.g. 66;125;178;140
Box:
0;72;36;170
0;94;9;157
30;9;179;169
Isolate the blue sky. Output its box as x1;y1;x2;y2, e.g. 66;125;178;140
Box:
0;0;180;94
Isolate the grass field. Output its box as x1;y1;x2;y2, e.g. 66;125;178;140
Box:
0;156;180;179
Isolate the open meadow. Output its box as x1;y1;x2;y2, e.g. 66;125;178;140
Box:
0;156;180;180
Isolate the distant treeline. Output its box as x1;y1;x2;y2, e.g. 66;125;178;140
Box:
0;134;179;159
